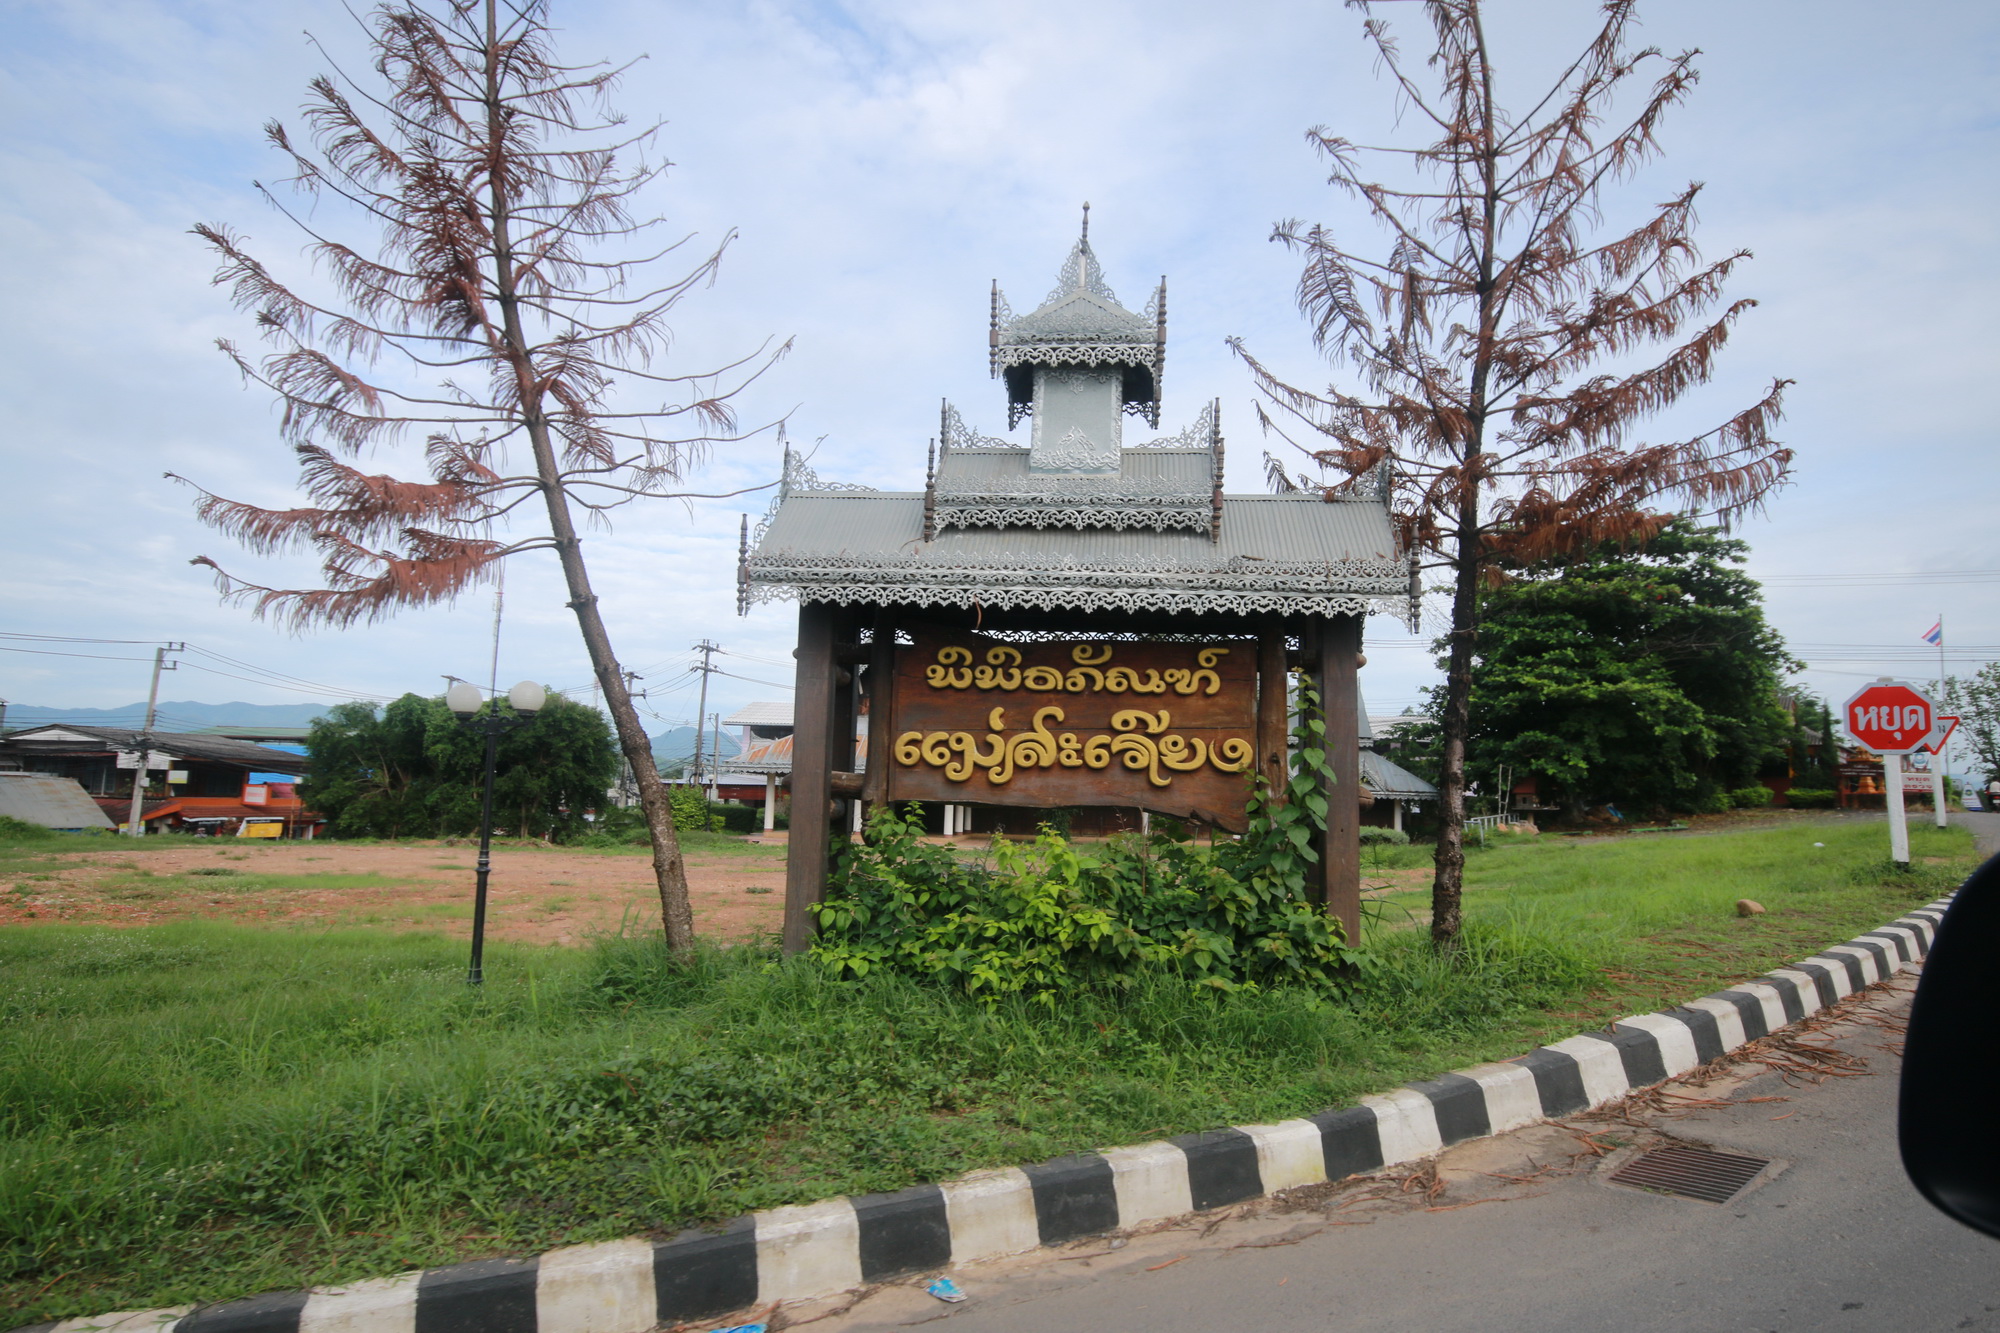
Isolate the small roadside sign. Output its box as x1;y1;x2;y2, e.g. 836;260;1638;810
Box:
1844;680;1942;868
114;750;174;770
1843;682;1941;754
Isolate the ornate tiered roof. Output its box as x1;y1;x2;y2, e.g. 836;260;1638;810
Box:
740;219;1413;624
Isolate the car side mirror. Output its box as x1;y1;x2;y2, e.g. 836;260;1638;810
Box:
1899;850;2000;1239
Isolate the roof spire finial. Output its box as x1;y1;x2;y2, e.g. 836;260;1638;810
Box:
1080;201;1090;245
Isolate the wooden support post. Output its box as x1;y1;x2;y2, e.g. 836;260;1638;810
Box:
1313;614;1363;944
863;609;898;809
1256;630;1290;802
830;609;860;827
783;602;838;954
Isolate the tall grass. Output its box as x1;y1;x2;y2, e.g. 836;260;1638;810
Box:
0;818;1973;1324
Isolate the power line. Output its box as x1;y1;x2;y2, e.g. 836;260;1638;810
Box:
181;644;396;701
0;645;157;662
711;667;794;691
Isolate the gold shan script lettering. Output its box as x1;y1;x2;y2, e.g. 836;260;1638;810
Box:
894;707;1253;788
923;643;1229;695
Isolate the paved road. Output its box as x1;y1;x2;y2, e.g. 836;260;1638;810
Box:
813;977;1997;1333
1954;809;2000;858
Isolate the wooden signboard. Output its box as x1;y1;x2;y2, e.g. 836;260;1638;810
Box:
887;630;1260;830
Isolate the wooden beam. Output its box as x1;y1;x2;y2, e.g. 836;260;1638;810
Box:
1256;630;1290;804
1314;613;1364;945
783;601;837;954
830;608;860;821
862;609;898;804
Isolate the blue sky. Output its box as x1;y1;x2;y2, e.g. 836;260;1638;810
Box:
3;0;1996;746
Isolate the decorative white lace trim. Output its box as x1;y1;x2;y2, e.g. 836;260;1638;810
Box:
934;504;1210;532
935;473;1209;500
782;449;876;496
941;404;1017;451
994;342;1159;371
1044;238;1120;307
1131;402;1217;450
745;579;1403;619
745;550;1408;613
1030;427;1119;474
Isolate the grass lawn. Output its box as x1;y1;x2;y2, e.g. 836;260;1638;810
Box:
0;818;1973;1325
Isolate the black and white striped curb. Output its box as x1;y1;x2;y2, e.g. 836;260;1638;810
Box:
14;897;1951;1333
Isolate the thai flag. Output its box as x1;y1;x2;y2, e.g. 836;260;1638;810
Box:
1922;620;1944;646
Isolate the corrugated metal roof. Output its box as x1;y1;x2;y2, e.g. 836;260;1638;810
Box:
727;734;794;774
721;702;794;728
937;448;1211;487
746;490;1406;618
0;772;116;829
754;493;1398;568
1361;750;1437;801
0;725;309;774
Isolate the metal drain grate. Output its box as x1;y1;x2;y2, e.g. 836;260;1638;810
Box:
1607;1145;1772;1204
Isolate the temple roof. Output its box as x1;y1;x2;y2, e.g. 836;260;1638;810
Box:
739;217;1412;624
996;234;1156;351
743;481;1408;620
991;212;1165;430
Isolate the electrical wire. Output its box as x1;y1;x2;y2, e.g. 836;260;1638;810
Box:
181;645;396;701
710;667;793;691
0;632;157;644
0;645;158;662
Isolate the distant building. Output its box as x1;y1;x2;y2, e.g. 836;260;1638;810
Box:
0;771;117;831
0;724;320;837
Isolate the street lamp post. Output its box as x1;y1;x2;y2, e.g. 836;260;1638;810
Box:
446;678;546;985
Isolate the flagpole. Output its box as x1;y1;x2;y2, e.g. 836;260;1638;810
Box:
1933;612;1949;827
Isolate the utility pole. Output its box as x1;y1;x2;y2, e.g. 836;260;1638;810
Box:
690;639;720;788
619;668;644;807
126;642;184;837
1933;612;1950;828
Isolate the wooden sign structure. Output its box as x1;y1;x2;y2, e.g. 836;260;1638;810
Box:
888;633;1262;829
740;223;1411;954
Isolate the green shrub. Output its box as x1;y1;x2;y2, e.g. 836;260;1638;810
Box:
1728;786;1773;809
1784;788;1836;809
711;802;774;834
1;816;45;842
1688;788;1732;815
812;688;1368;1002
668;785;724;832
1359;826;1411;845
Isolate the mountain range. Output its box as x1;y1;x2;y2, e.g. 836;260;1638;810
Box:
1;701;738;767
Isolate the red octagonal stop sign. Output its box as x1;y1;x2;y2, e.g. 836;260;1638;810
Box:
1843;682;1940;754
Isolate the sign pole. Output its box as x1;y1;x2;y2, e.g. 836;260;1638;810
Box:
1845;679;1938;870
1888;752;1911;866
1932;612;1949;828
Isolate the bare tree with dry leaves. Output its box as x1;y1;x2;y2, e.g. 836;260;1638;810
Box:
176;0;787;954
1235;0;1791;949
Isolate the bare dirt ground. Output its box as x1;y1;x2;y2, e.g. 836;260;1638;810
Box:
0;835;790;944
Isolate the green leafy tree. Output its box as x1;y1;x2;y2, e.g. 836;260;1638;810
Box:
1458;523;1798;817
423;692;618;840
1781;690;1841;793
302;691;616;839
1945;666;2000;781
298;695;451;838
